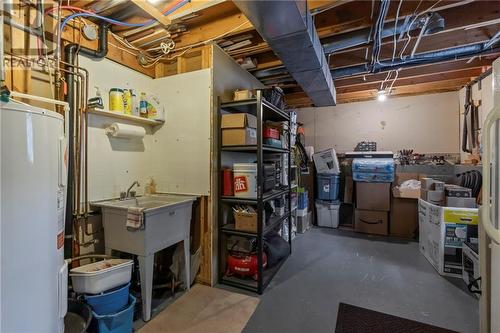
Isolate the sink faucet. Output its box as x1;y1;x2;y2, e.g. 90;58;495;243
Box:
125;180;140;199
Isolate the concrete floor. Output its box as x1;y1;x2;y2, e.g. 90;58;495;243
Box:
242;228;479;333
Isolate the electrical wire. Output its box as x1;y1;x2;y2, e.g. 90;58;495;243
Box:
392;0;403;63
398;0;442;60
387;68;400;94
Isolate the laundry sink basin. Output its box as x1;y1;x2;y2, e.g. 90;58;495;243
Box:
93;194;191;212
91;193;197;322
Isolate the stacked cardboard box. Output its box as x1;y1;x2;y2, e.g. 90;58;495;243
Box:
221;113;257;146
355;182;390;235
390;173;420;239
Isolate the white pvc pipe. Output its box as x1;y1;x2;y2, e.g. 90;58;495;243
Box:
1;4;5;83
9;91;70;112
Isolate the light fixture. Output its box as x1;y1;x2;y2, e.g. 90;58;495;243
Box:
147;0;161;4
377;90;387;102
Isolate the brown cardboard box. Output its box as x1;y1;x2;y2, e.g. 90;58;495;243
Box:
356;182;391;211
221;113;257;129
222;128;257;146
392;172;420;198
355;209;388;235
390;198;418;238
395;172;419;186
392;186;420;199
221;113;258;146
234;211;257;233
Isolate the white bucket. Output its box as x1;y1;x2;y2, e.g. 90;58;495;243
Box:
233;163;257;198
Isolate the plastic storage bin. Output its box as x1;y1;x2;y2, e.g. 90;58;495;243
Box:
84;283;130;315
70;259;133;294
353;171;394;183
315;200;340;228
316;174;340;201
352;158;394;173
91;294;136;333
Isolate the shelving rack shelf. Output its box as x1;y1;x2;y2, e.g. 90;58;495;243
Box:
217;90;292;294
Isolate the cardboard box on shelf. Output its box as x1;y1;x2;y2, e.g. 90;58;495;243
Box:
313;148;340;174
421;177;436;190
446;196;477;208
445;185;472;198
390;198;418;238
420;189;445;206
221;113;257;146
434;181;445;191
418;199;478;278
234;211;258;233
354;209;388;235
356;182;391;211
221;113;257;128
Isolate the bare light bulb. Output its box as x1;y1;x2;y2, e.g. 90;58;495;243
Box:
377;91;387;102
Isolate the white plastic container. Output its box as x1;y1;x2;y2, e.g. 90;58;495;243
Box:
315;200;340;228
233;163;257;198
70;259;133;294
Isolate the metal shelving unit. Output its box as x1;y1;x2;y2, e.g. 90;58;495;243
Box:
217;90;292;294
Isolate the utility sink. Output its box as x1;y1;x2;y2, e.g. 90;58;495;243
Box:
94;194;191;211
91;193;197;322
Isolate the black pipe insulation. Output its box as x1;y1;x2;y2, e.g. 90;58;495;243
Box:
63;22;109;258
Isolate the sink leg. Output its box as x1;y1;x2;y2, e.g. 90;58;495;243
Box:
138;254;154;322
183;238;190;291
105;247;113;256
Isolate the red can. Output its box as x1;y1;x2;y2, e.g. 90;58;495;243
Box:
222;169;234;196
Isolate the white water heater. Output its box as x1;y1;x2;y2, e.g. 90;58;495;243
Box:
1;98;68;332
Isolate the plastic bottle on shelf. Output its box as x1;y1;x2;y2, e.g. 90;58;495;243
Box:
139;92;148;118
123;89;132;115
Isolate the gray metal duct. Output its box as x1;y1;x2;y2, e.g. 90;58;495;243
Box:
234;0;336;106
332;42;500;78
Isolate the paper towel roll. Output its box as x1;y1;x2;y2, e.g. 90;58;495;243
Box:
105;122;146;139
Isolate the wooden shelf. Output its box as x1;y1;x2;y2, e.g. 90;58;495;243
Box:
88;108;164;126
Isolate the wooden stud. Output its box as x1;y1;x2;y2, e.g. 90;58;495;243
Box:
130;0;172;28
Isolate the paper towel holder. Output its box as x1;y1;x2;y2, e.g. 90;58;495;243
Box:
105;122;146;139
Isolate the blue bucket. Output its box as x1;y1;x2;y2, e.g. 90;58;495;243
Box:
84;283;130;316
91;294;136;333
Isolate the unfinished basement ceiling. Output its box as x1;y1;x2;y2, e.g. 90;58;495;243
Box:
66;0;500;107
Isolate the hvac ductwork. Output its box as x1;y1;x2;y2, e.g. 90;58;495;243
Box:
233;0;336;106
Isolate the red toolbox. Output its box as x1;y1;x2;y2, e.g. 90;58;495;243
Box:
263;127;280;140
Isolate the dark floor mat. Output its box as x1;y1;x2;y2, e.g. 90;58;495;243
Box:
335;303;459;333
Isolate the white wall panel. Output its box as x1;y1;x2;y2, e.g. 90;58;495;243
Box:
79;56;155;201
150;69;212;195
297;92;460;154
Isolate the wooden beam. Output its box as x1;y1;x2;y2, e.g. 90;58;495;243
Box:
286;77;472;107
336;67;483;93
335;60;492;88
130;0;172;28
